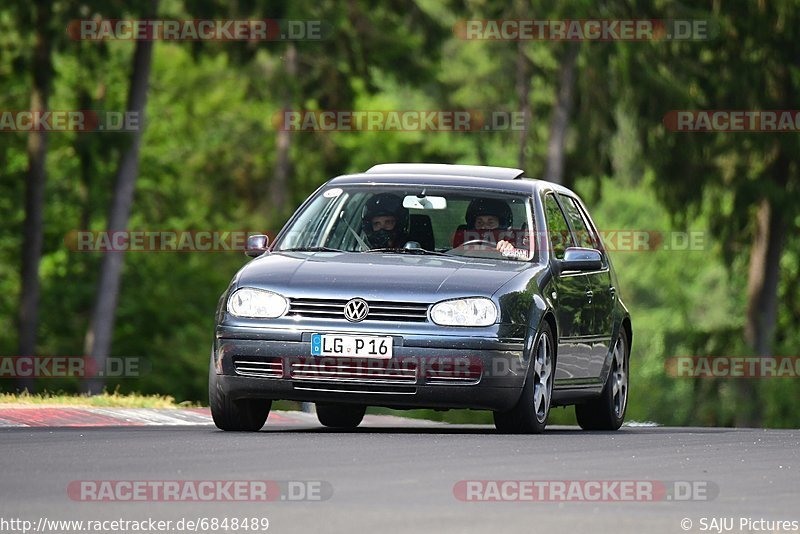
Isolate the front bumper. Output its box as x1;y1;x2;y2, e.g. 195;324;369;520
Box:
214;325;531;412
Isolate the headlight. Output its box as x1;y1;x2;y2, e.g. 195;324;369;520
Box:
430;297;497;327
227;288;288;318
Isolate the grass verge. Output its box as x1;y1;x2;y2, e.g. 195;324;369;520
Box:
0;390;200;409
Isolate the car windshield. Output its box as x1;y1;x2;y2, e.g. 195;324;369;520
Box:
273;185;535;261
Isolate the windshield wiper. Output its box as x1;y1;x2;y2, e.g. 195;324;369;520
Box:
364;248;450;256
280;246;346;253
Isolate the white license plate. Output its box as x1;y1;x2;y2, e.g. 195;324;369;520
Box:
310;334;393;359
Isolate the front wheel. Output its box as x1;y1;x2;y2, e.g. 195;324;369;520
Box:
316;404;366;429
575;330;629;431
493;322;555;434
209;358;271;431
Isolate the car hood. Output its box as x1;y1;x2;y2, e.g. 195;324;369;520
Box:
234;251;536;301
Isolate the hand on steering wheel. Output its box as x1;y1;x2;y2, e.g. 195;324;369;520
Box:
451;239;517;255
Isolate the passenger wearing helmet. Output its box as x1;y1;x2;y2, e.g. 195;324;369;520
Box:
361;192;410;249
466;198;512;230
462;198;517;254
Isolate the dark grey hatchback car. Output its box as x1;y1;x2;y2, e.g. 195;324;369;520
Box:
210;163;632;433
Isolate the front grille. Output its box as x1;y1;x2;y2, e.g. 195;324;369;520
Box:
287;298;429;322
290;359;418;384
233;357;283;378
292;382;417;395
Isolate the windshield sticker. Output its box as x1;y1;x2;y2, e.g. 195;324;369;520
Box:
501;248;529;260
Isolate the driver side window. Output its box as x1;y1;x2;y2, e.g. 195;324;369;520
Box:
558;194;599;250
543;193;573;260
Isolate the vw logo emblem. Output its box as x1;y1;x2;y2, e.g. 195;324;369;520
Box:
343;298;369;322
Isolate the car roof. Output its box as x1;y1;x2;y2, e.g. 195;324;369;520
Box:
326;163;577;196
367;163;526;180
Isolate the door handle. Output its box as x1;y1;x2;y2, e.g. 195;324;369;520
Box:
609;286;616;300
585;289;593;302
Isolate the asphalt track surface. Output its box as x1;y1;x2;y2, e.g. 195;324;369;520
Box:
1;421;798;534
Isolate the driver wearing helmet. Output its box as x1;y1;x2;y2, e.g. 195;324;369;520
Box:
464;198;517;254
361;192;410;249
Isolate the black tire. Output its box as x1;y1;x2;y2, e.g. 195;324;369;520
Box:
493;321;555;434
576;330;629;431
316;404;366;429
209;357;270;431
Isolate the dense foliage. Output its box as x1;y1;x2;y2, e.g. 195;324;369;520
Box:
1;0;798;427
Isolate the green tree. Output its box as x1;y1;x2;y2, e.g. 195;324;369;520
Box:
621;1;800;425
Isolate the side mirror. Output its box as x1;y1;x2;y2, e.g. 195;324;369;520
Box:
560;247;602;272
245;234;270;257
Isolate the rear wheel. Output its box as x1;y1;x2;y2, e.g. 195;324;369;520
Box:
576;331;629;431
209;358;271;431
316;404;366;429
493;322;555;434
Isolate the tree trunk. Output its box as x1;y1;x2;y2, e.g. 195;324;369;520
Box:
270;43;297;218
544;43;578;185
515;41;531;170
77;87;94;231
83;12;156;394
17;0;53;393
738;188;786;426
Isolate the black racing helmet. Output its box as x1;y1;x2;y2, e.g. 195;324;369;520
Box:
465;198;513;229
361;192;409;233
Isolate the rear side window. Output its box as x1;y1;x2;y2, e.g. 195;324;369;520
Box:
543;193;573;259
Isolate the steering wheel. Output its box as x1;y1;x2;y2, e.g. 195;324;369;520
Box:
447;239;498;252
459;239;497;247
